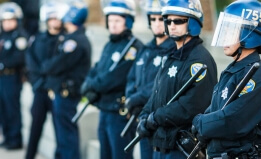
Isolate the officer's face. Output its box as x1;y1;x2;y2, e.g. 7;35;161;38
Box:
2;19;17;32
47;18;62;35
166;15;188;37
150;14;165;35
108;14;126;35
223;43;240;56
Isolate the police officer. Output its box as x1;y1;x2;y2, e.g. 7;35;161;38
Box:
41;1;91;159
124;0;175;158
0;2;28;150
136;0;218;158
192;0;261;158
25;2;69;159
80;0;144;158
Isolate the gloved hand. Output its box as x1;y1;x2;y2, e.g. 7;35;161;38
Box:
136;118;151;137
146;113;158;131
196;133;208;146
80;80;91;96
125;98;143;116
191;125;197;136
85;90;99;104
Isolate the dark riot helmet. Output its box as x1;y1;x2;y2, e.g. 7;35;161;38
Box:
211;0;261;49
101;0;136;29
160;0;203;37
62;0;88;27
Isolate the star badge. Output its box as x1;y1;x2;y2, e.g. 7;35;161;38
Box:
168;65;178;78
221;87;228;100
153;56;162;67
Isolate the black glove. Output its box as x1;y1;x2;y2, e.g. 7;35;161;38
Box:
136;118;151;137
191;125;197;136
80;80;91;96
146;113;158;131
85;90;99;104
196;133;208;146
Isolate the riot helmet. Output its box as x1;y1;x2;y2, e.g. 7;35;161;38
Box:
0;2;23;20
62;0;88;27
40;2;69;22
140;0;166;28
211;0;261;49
160;0;203;40
101;0;136;29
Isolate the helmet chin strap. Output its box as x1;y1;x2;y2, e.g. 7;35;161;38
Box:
170;32;189;41
231;42;245;66
154;33;165;38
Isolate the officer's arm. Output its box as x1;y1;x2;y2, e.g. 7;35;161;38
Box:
153;64;215;128
193;85;261;139
41;43;84;75
125;62;137;98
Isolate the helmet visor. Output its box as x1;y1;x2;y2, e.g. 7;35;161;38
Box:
211;12;258;47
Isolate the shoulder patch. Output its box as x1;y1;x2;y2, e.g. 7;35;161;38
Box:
239;79;255;97
63;40;77;53
190;63;207;82
15;37;27;50
124;47;137;61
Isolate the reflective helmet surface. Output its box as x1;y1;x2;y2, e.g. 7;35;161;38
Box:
160;0;203;36
62;1;88;26
0;2;23;20
40;2;69;21
101;0;136;29
141;0;167;28
213;0;261;49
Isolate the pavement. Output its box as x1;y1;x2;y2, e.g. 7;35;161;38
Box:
0;134;47;159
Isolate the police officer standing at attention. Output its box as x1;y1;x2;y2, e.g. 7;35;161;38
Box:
136;0;217;158
0;2;28;150
41;1;91;159
80;0;144;158
25;2;69;159
192;0;261;158
124;0;175;158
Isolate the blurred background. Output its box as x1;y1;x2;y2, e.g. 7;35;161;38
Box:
0;0;255;159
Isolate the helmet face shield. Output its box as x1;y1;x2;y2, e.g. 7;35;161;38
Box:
211;12;258;47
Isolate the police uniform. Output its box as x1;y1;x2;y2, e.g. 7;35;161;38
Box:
25;31;62;159
126;37;175;159
43;26;91;159
0;28;28;149
192;0;261;158
84;29;144;158
140;36;217;157
193;52;261;158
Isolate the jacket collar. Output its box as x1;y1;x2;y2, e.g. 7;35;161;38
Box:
225;51;261;73
170;36;203;60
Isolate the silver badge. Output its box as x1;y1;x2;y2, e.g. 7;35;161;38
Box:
168;65;178;78
111;52;121;62
4;40;12;50
153;56;162;67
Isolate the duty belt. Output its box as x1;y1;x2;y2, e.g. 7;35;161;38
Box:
0;68;16;75
153;147;171;153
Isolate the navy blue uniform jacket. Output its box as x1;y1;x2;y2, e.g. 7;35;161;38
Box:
125;37;175;107
26;31;61;91
85;30;144;112
42;27;91;97
193;51;261;157
140;37;218;149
